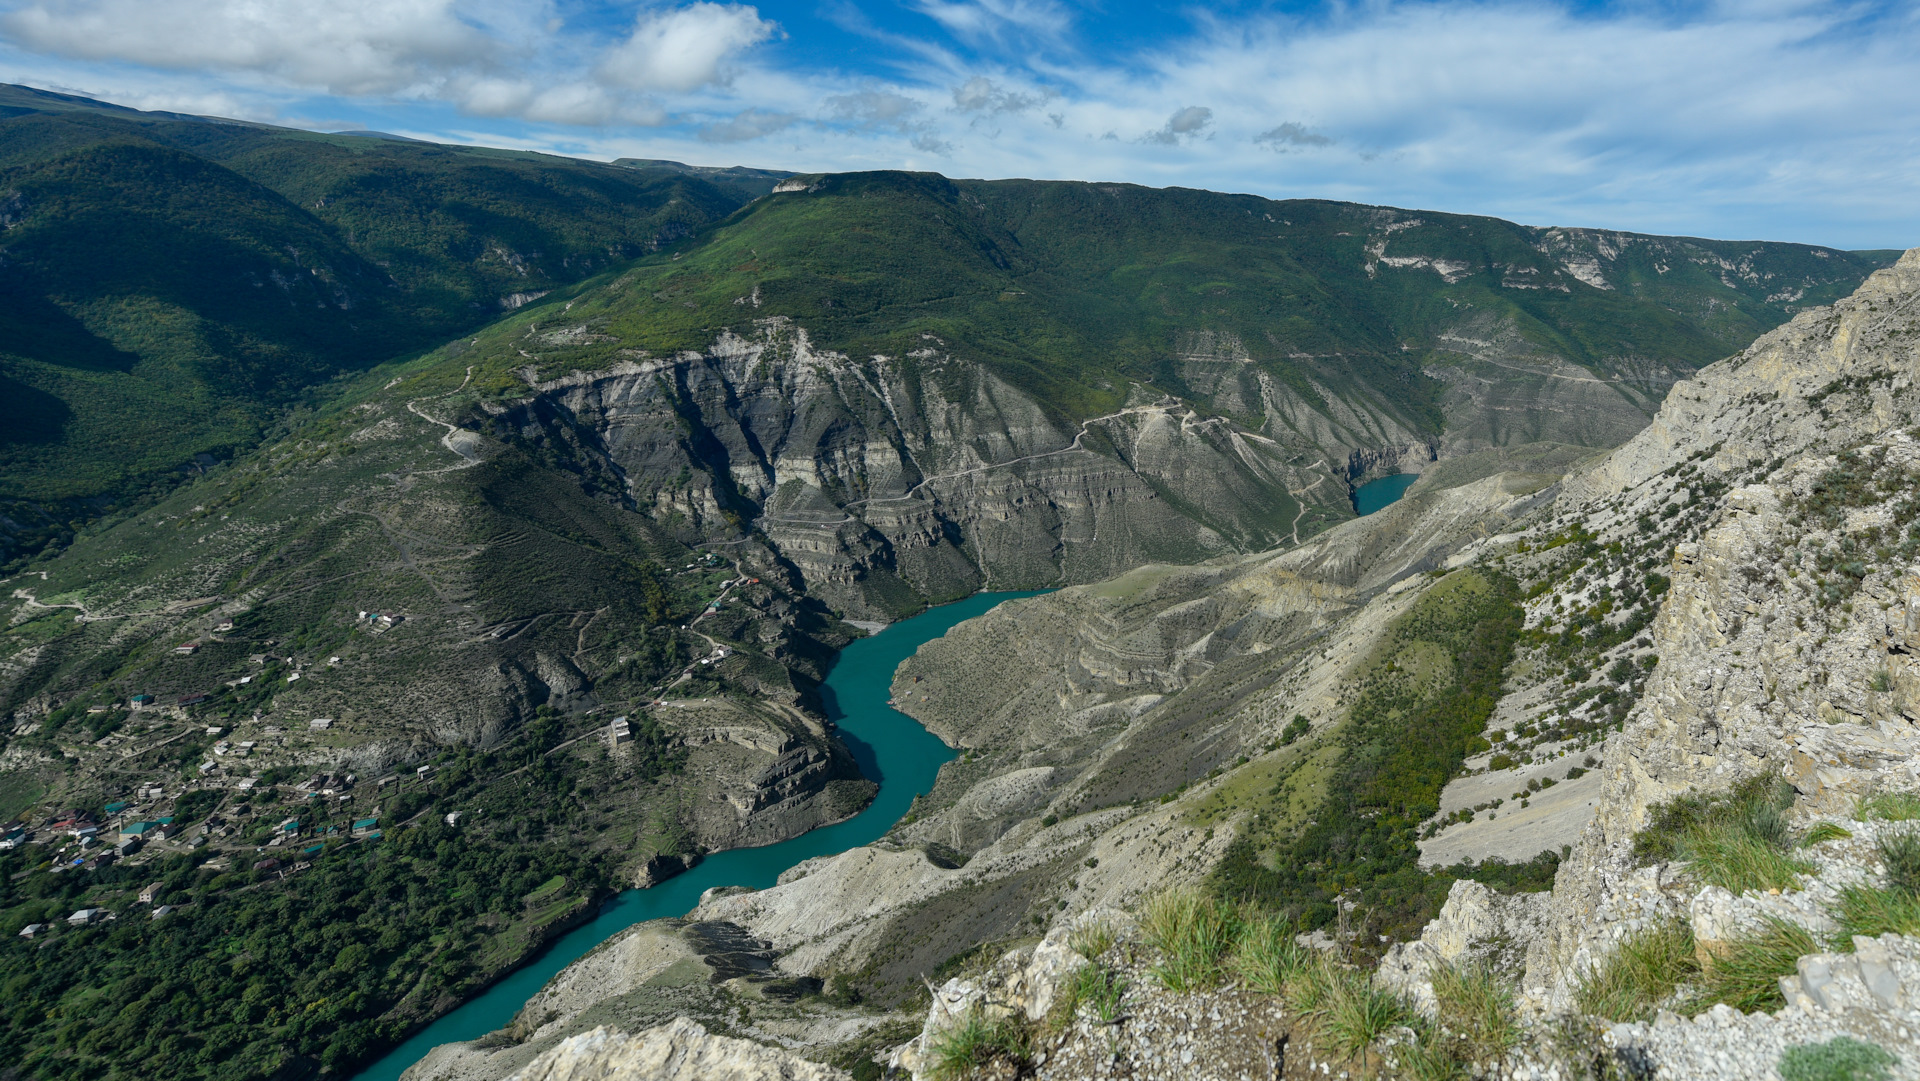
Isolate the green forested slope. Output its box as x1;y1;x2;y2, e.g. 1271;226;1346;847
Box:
435;170;1892;433
0;98;757;564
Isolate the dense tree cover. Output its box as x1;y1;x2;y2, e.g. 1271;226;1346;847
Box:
0;708;686;1080
0;103;754;567
1212;569;1527;948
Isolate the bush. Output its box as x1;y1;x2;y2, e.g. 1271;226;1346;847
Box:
1143;888;1237;992
1574;918;1699;1022
1801;822;1853;846
1778;1036;1900;1081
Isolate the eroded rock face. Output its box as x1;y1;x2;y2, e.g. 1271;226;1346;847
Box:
505;1019;848;1081
487;322;1382;618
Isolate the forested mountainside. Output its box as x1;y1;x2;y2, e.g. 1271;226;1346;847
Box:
0;84;772;562
0;81;1910;1081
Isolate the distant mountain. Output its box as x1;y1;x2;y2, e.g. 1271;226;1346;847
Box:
0;87;759;564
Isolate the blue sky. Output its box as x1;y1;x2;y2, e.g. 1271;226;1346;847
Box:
3;0;1917;249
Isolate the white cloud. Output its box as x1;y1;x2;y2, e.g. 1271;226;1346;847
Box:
698;106;795;142
2;0;1918;245
1254;122;1333;151
598;3;774;93
0;0;774;126
952;75;1040;115
2;0;495;96
1142;105;1210;145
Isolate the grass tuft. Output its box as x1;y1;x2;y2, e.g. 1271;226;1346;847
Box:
1574;918;1700;1022
1141;888;1237;992
1698;918;1816;1013
1311;961;1416;1068
1856;789;1920;822
1778;1036;1899;1081
1069;920;1116;961
1877;827;1920;895
1058;961;1127;1026
1229;910;1310;995
927;1008;1033;1081
1429;962;1520;1063
1801;822;1853;846
1831;883;1920;941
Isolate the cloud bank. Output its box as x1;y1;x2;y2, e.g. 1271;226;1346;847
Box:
0;0;1915;246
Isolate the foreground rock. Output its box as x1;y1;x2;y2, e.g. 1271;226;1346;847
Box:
506;1019;848;1081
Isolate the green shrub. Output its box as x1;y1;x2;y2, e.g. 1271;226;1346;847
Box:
1856;790;1920;822
1778;1036;1899;1081
1699;918;1816;1013
1574;918;1700;1022
1142;888;1237;992
1229;911;1310;995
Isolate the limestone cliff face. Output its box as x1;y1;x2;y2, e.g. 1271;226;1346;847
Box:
505;1019;847;1081
483;321;1383;617
1513;251;1920;1008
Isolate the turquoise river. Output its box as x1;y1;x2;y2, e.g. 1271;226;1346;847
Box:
1353;473;1419;516
353;590;1047;1081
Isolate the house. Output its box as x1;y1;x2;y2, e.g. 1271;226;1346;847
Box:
151;823;180;841
215;620;234;632
114;838;142;857
150;905;175;920
415;764;433;778
103;802;129;814
138;882;164;904
18;924;44;938
130;694;153;707
444;811;462;826
351;817;379;836
251;858;280;872
68;908;105;925
376;774;398;787
173;643;198;655
609;716;632;744
308;718;332;731
0;833;25;852
120;821;155;841
205;726;224;736
278;818;300;833
178;694;208;706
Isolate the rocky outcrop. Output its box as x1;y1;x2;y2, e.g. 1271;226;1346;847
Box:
489;323;1346;619
505;1019;848;1081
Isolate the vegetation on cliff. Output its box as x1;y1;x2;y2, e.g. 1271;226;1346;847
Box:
1212;568;1527;943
